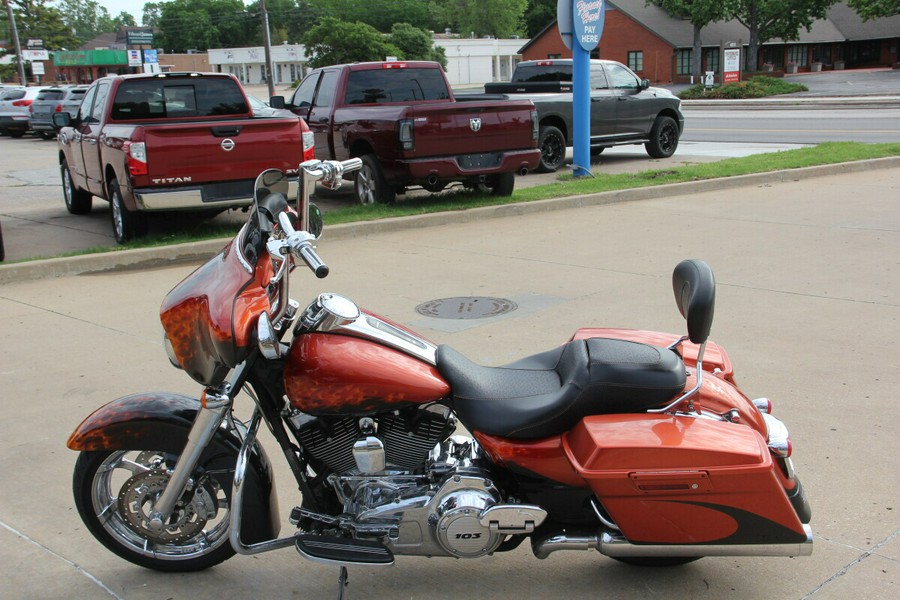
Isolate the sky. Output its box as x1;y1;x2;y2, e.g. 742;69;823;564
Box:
98;0;151;22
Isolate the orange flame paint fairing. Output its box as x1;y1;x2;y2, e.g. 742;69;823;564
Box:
160;238;272;387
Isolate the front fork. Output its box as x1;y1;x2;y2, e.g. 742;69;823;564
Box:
146;364;247;533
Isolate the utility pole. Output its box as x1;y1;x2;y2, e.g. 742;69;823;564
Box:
260;0;275;98
3;0;28;85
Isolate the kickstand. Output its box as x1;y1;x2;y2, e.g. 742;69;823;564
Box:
337;565;349;600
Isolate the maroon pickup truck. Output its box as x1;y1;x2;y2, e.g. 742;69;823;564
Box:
276;61;540;204
54;72;315;243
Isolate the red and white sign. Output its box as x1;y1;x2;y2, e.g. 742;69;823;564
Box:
723;47;741;83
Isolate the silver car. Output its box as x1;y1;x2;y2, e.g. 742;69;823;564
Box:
0;86;49;138
29;86;89;139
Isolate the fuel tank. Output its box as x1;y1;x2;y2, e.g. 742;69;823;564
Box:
284;332;451;415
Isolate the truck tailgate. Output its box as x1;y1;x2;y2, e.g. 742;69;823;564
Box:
409;102;534;158
141;118;301;185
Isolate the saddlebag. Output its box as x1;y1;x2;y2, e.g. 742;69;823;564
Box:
563;414;809;546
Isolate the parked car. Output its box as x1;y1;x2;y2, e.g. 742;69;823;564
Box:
54;72;315;243
279;61;540;204
29;85;89;139
0;86;48;137
484;59;685;172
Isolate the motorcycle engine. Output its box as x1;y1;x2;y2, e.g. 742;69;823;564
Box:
291;409;512;558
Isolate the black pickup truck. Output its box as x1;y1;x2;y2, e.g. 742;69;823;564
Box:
485;59;685;172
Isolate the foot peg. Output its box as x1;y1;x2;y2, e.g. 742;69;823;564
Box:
295;534;394;566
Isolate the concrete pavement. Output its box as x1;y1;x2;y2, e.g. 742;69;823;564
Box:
1;165;898;599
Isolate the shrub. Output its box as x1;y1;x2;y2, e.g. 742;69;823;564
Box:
678;76;808;100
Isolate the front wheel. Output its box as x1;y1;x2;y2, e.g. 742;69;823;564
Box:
644;116;679;159
73;449;236;571
109;178;147;244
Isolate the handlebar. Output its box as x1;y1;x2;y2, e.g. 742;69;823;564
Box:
278;212;329;278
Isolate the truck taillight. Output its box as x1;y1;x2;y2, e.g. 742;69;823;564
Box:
302;130;315;161
531;109;539;141
123;141;148;176
398;119;414;151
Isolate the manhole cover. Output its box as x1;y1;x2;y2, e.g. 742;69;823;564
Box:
415;297;518;320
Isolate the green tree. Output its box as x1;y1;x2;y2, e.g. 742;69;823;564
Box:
651;0;737;79
141;2;162;27
155;0;253;52
847;0;899;20
112;11;136;28
389;22;446;67
433;0;528;37
302;16;402;68
58;0;120;42
315;0;434;32
732;0;837;71
4;0;76;51
523;0;555;38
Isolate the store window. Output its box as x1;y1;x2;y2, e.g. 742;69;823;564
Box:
676;49;692;76
704;48;720;74
788;45;809;66
627;51;643;72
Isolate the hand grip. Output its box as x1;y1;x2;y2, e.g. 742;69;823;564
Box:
296;242;329;279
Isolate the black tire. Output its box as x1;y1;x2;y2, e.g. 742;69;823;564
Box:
61;159;93;215
354;154;395;205
537;125;566;173
0;219;5;262
73;449;236;572
645;115;679;159
109;178;147;244
9;130;25;138
590;146;606;156
39;131;55;140
611;556;701;567
489;172;516;196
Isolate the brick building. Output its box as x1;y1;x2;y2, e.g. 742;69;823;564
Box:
520;0;900;84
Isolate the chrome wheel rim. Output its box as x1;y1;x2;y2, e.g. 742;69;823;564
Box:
111;190;124;239
62;167;73;208
355;164;377;205
90;450;231;561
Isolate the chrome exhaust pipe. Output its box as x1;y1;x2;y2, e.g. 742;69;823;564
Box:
425;174;439;187
517;166;529;176
533;525;813;559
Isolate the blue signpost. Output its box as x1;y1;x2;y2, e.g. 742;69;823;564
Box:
558;0;606;177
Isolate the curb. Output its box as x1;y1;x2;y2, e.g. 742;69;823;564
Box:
681;95;900;108
2;157;899;285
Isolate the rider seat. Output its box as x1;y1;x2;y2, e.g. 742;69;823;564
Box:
436;337;686;439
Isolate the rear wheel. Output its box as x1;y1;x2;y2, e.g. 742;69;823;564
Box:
354;154;395;205
644;116;679;159
73;449;236;571
488;172;515;196
109;178;147;244
61;159;93;215
537;125;566;173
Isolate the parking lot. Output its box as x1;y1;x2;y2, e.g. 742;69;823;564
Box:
1;160;899;599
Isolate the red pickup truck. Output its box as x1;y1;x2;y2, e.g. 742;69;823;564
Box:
276;61;540;204
54;72;315;243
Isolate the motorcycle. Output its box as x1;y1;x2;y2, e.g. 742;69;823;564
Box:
67;158;812;596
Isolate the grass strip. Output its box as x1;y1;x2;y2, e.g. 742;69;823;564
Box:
5;142;898;263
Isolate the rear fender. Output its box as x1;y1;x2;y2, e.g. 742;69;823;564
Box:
67;392;279;543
